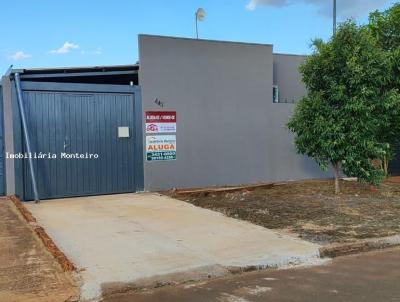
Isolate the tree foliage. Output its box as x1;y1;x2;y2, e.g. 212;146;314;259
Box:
288;21;394;193
369;3;400;52
368;3;400;174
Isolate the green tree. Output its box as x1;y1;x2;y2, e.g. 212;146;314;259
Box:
288;21;388;194
369;3;400;51
368;3;400;175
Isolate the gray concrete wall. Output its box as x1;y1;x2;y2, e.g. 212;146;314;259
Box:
139;35;328;191
273;53;307;103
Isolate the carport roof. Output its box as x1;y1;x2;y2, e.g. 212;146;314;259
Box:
12;64;139;75
10;64;140;85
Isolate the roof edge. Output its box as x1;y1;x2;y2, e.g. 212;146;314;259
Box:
273;52;308;57
10;64;139;76
138;34;273;47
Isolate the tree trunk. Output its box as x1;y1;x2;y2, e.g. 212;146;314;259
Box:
383;155;389;177
332;161;341;194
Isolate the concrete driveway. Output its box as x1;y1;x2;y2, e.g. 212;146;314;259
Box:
26;193;321;301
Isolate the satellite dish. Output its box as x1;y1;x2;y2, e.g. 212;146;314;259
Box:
195;8;206;39
196;8;206;21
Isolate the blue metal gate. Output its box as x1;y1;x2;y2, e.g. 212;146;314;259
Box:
19;82;143;200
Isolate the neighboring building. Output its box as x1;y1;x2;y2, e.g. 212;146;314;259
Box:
0;35;331;201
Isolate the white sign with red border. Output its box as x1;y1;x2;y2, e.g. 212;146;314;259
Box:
145;111;177;134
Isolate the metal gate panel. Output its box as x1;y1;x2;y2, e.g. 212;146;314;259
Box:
23;91;63;199
62;92;135;196
20;83;139;200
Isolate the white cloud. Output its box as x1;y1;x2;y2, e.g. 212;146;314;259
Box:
246;0;390;19
50;41;79;54
80;47;102;55
246;0;287;10
9;51;31;61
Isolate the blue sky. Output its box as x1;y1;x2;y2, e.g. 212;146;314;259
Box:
0;0;394;73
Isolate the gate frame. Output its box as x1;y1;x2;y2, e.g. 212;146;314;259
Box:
11;81;144;200
0;84;4;195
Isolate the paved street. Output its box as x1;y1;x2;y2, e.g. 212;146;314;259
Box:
104;247;400;302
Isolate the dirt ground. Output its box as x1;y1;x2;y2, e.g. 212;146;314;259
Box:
169;178;400;244
0;198;78;302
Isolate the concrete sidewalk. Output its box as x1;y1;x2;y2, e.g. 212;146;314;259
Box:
26;193;321;301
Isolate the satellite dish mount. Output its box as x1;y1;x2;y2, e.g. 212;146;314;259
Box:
195;8;206;39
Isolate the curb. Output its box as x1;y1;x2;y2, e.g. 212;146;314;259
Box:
9;195;36;223
8;195;76;272
101;264;230;298
319;235;400;258
171;182;276;195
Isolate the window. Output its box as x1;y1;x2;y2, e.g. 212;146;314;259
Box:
273;85;279;103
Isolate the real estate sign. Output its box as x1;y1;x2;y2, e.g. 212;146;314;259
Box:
146;135;177;161
145;111;176;133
